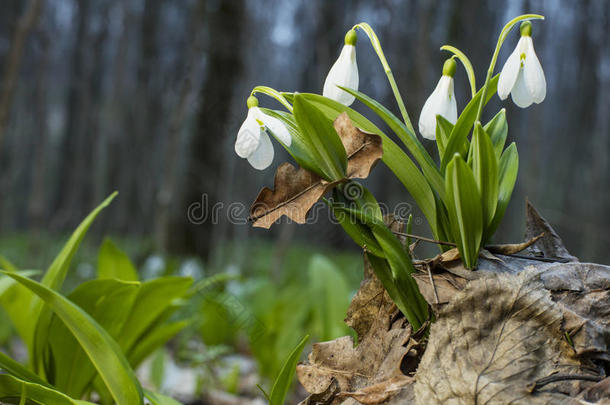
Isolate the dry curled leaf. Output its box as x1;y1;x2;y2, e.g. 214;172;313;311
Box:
539;262;610;362
525;199;579;262
297;256;418;405
414;271;596;404
250;113;383;228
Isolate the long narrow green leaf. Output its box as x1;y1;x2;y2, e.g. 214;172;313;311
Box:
128;321;189;368
435;115;454;158
440;75;499;172
32;192;118;370
0;351;49;388
484;109;508;160
282;92;439;237
293;95;347;181
487;143;519;239
48;279;140;398
144;390;183;405
118;277;192;353
331;206;428;327
0;374;93;405
472;123;499;234
269;335;309;405
2;272;143;405
339;86;445;199
445;155;483;269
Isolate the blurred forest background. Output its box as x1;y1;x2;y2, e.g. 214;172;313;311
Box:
0;0;609;267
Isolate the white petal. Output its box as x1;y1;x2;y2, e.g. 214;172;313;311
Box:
235;109;261;158
260;112;291;146
418;76;455;140
438;77;457;124
510;69;533;108
497;40;523;100
522;37;546;104
323;45;359;106
247;131;274;170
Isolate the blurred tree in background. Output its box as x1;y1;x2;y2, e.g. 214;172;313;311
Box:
0;0;608;265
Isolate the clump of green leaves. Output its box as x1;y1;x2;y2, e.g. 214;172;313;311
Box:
0;193;192;405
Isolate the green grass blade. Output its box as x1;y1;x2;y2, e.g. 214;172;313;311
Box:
2;272;143;405
269;335;309;405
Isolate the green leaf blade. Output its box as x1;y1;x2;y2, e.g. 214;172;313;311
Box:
472;123;499;237
445;155;484;269
488;142;519;239
292;95;347;181
97;238;139;281
2;272;143;405
441;75;499;172
269;335;309;405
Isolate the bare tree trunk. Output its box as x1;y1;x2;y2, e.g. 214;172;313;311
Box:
0;0;43;151
176;0;245;257
154;1;207;252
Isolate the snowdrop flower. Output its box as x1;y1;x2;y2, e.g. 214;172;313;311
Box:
498;21;546;108
234;96;291;170
418;58;458;140
323;29;359;106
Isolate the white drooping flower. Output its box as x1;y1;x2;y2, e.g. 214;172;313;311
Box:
498;21;546;108
323;29;359;106
418;59;458;140
234;96;291;170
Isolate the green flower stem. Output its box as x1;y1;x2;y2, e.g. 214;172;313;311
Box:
440;45;476;97
250;86;294;112
353;23;415;134
475;14;544;124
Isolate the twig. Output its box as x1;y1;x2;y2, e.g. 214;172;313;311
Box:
392;231;457;247
527;374;602;393
499;253;570;263
427;263;440;304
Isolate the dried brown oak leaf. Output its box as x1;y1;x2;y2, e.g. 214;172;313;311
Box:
297;255;419;405
525;199;579;262
414;271;594;405
249;113;382;228
540;262;610;362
